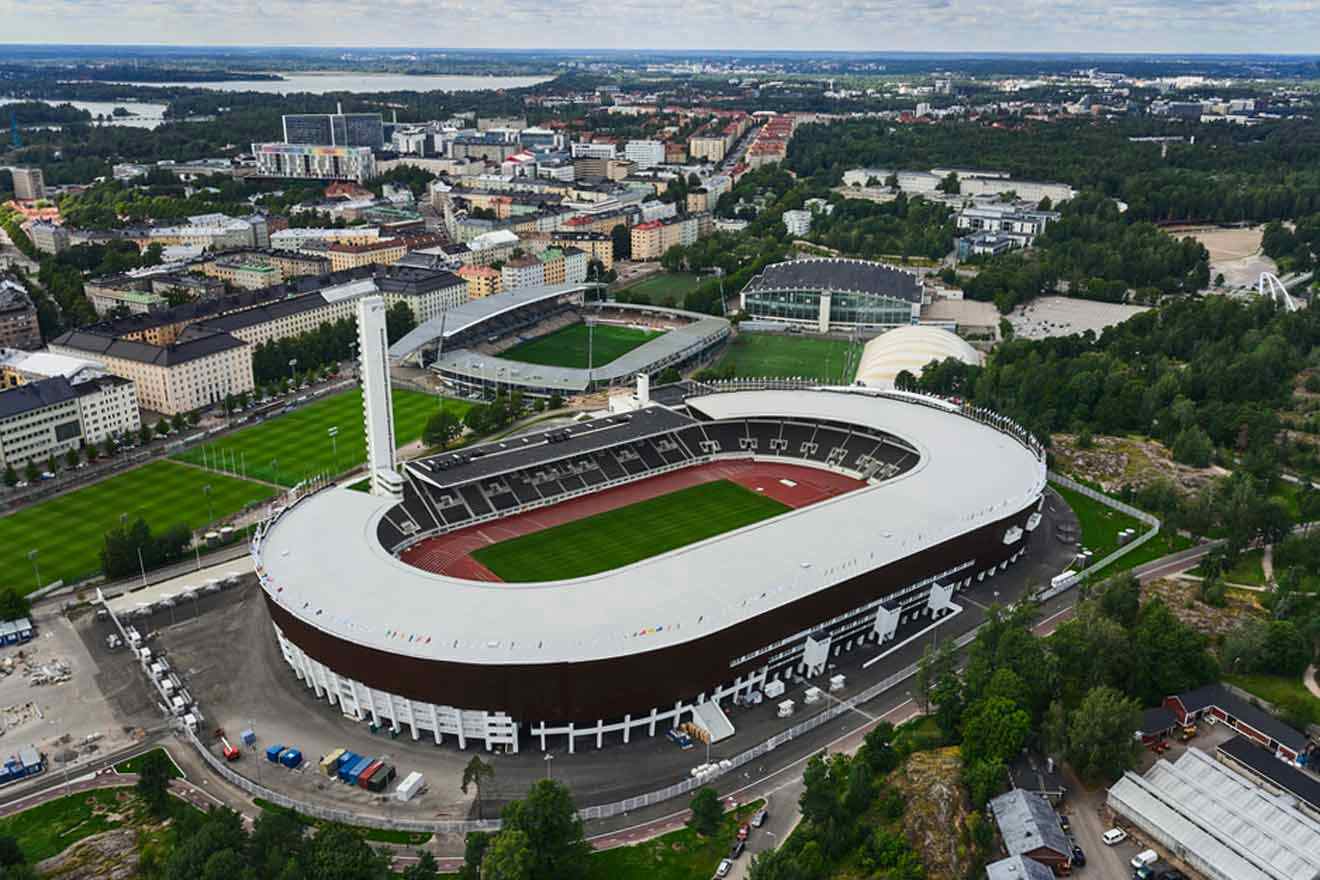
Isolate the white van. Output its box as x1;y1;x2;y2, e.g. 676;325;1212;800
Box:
1131;849;1158;870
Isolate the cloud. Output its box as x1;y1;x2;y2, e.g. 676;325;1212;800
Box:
2;0;1319;52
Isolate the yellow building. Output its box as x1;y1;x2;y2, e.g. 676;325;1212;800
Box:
327;239;408;272
458;265;502;300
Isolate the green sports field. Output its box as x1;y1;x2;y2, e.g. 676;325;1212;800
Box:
716;333;858;383
619;272;702;307
0;460;273;591
174;388;469;487
472;480;789;582
501;322;661;369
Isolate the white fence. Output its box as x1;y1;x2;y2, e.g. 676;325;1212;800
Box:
1040;471;1162;600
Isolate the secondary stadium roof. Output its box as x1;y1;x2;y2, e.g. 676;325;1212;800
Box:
742;258;924;304
855;326;982;389
257;388;1045;666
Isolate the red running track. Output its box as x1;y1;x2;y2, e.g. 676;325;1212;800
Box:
399;460;864;583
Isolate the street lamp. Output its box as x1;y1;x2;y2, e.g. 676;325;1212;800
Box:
203;484;213;522
288;358;298;388
544;753;554;780
26;549;40;591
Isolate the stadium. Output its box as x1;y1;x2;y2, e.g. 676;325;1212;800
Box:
390;282;732;400
253;364;1049;754
739;257;927;332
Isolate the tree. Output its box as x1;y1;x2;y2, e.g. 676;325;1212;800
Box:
423;409;462;450
172;413;188;432
687;786;722;837
499;780;590;880
64;448;79;469
0;590;30;622
247;810;307;878
136;748;174;817
480;831;532;880
960;697;1031;766
461;755;496;820
402;851;440;880
0;834;25;866
1172;425;1213;467
155;418;171;437
458;832;492;880
45;454;56;475
386;301;417;345
139;425;154;445
610;224;631;261
1097;574;1141;628
301;824;390;880
22;461;38;484
2;466;15;487
861;720;899;774
1065;686;1141;782
963;758;1007;808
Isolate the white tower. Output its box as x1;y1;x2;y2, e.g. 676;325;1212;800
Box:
357;296;398;497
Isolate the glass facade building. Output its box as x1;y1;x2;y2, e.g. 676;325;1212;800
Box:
282;113;384;150
739;259;924;331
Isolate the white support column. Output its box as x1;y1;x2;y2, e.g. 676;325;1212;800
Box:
596;720;604;750
567;723;575;754
539;724;547;751
648;708;658;737
623;714;632;744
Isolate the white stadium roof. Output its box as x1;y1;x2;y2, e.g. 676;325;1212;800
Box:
256;388;1044;666
855;325;982;389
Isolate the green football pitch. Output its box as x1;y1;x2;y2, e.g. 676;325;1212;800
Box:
501;323;662;370
472;480;790;582
716;334;859;383
174;388;470;487
0;461;274;592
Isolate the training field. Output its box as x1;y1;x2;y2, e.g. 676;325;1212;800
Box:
472;479;789;582
174;388;468;487
501;322;661;369
717;333;857;382
621;272;702;307
0;461;273;591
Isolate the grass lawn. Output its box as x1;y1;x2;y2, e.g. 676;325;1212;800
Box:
113;747;183;779
252;798;431;845
0;460;274;591
0;788;130;863
587;799;764;880
1225;674;1320;726
619;272;702;307
716;333;858;383
1052;483;1192;580
502;322;661;369
1192;547;1267;586
473;480;790;582
174;388;467;487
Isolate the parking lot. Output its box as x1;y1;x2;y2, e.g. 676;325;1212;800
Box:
1008;296;1149;340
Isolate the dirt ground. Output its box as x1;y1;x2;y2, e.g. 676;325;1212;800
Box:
1007;297;1148;341
1051;433;1225;495
893;747;969;880
1142;577;1264;640
1168;225;1278;290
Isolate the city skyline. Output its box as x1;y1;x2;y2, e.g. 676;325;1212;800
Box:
3;0;1320;55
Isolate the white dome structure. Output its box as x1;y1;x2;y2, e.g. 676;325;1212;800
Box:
855;325;982;389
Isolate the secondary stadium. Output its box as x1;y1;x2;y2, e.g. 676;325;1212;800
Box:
253;379;1048;754
390;281;732;400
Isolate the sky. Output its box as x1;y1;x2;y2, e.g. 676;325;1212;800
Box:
2;0;1319;55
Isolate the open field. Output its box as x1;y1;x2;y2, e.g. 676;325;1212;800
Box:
174;388;465;487
472;479;790;581
716;333;857;383
113;747;183;779
0;460;273;591
0;788;126;863
1053;483;1193;580
618;271;702;307
1192;547;1266;585
587;799;765;880
1008;296;1148;341
502;322;661;369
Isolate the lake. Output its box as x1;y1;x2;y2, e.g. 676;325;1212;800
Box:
0;98;169;129
104;72;553;95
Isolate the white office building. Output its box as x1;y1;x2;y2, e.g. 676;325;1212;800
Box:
783;209;813;237
624;140;666;169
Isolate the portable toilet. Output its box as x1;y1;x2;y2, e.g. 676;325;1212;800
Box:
803;687;822;705
13;619;32;643
764;679;786;699
280;749;302;769
266;744;286;763
240;729;256;747
320;748;346;777
395;771;425;802
829;674;846;692
777;699;795;718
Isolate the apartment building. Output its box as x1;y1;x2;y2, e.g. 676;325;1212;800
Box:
10;167;44;201
327;238;408;272
28;221;70;255
375;267;468;325
131;213;269;251
50;328;253;416
529;231;614;270
252;143;377;184
74;375;141;444
198;249;330;284
458;265;502;300
0;277;41;350
630;214;701;261
501;255;545;291
624;140;666;170
0;377;82;469
209;258;282;290
783;209;813;237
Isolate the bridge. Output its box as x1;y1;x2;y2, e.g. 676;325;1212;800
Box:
1258;272;1300;312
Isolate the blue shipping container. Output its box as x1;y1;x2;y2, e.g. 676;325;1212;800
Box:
265;744;285;762
345;756;372;785
280;749;302;769
336;753;360;782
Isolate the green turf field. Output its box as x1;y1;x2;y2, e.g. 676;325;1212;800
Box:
716;333;858;382
174;388;468;487
620;272;702;307
501;322;661;369
0;460;273;592
472;479;789;582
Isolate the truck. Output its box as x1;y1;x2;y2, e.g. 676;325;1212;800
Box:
0;747;44;786
220;736;240;762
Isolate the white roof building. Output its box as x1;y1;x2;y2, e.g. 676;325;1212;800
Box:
855;326;982;389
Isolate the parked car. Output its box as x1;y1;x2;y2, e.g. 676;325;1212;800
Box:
737;823;750;842
1131;849;1158;871
729;840;745;859
715;858;733;878
1102;829;1128;846
1071;845;1086;867
751;808;769;828
1058;813;1071;833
